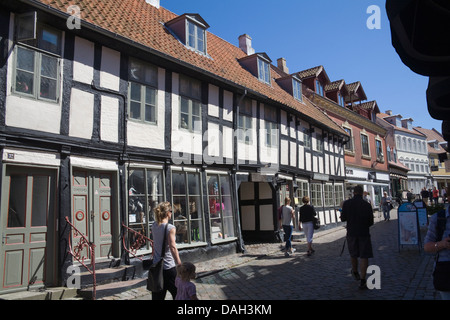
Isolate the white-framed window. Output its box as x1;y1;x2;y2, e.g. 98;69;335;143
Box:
315;132;323;152
344;127;354;152
13;23;62;102
128;167;165;254
311;183;322;207
179;75;202;132
171;169;205;245
324;184;333;207
293;79;302;101
338;92;345;107
128;59;158;124
187;20;206;54
295;180;309;201
334;184;344;206
238;98;253;143
361;133;370;156
207;172;235;243
258;57;271;84
376;139;383;161
303;127;311;148
264;105;278;147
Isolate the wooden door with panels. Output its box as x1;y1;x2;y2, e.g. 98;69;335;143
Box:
71;169;117;262
0;166;57;293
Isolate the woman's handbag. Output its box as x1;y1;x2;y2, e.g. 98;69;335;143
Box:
313;217;321;230
146;224;168;292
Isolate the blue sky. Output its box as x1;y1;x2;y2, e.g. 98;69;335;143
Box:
163;0;442;133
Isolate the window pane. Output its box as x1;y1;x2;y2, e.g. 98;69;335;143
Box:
41;54;58;78
39;77;57;100
145;86;156;105
17;47;35;72
130;101;141;119
130;82;141;102
16;70;34;94
8;175;27;228
40;28;60;54
32;175;49;226
145;104;155;122
188;173;200;195
197;28;205;52
172;172;186;195
129;169;145;195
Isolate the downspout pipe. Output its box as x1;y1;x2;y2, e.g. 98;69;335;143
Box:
234;89;247;253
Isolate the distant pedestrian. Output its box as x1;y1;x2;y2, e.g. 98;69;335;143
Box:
299;196;317;256
279;197;295;256
380;191;392;221
433;187;439;205
341;185;374;290
421;187;429;206
175;262;198;300
424;187;450;300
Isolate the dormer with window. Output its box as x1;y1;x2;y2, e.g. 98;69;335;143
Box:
238;53;272;85
276;74;303;102
401;118;413;130
324;80;349;106
297;65;330;97
165;13;210;55
345;81;367;109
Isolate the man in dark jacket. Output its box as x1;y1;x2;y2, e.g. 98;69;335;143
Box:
341;185;374;289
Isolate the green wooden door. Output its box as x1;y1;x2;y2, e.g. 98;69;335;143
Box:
71;169;115;261
0;166;57;293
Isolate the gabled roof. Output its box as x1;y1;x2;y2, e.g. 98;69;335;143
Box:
345;81;367;103
359;101;380;114
27;0;347;136
297;65;331;83
166;13;210;29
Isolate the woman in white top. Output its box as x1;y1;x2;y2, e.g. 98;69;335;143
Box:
151;202;182;300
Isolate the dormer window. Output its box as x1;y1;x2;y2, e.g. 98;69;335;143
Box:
293;79;302;102
316;79;324;96
338;92;345;106
166;14;209;55
258;57;271;84
238;53;272;85
187;19;205;53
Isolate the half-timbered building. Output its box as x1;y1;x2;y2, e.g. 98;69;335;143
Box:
0;0;348;293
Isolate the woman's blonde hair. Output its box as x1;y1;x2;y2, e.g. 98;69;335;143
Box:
176;261;196;281
284;197;291;205
154;201;172;224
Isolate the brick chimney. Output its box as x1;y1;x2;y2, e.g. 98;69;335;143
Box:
146;0;160;8
238;34;255;55
277;58;289;73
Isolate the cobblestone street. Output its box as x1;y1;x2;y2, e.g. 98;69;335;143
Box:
104;210;439;301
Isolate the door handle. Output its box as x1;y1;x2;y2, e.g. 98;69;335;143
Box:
2;234;9;245
90;211;96;219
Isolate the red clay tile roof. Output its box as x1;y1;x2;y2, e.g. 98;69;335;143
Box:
30;0;347;136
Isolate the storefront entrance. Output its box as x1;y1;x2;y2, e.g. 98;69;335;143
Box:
71;169;118;261
0;165;57;293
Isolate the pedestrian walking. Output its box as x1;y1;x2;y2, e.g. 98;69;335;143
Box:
151;201;182;300
380;191;392;221
175;262;198;300
279;197;295;256
424;187;450;300
421;187;429;206
432;187;439;205
341;185;374;290
299;196;317;256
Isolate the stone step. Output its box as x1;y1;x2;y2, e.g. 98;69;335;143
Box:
0;287;78;300
78;264;137;287
78;278;147;300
